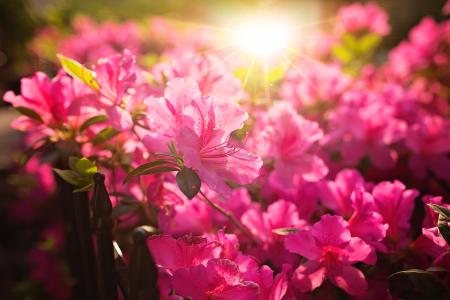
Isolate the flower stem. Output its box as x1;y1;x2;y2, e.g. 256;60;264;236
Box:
199;190;259;244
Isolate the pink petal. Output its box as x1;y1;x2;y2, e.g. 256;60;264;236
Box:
284;231;320;260
342;237;373;264
311;215;351;246
173;265;208;300
329;265;368;296
291;261;326;293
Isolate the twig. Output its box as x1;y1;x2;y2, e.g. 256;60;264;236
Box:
199;190;259;244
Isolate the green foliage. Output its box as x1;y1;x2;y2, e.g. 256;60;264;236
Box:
15;106;43;123
79;115;107;132
124;160;179;183
272;227;299;235
53;156;98;192
176;167;201;199
428;204;450;245
388;267;449;299
57;54;100;91
92;127;120;145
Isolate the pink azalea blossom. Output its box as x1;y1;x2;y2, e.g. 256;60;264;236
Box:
58;16;141;63
281;61;350;109
347;186;388;262
153;49;244;100
329;89;407;169
336;2;391;36
371;180;419;246
406;115;450;183
92;50;138;130
4;71;93;135
146;77;262;196
172;258;259;300
260;101;328;189
319;168;365;218
241;200;305;268
285;215;372;296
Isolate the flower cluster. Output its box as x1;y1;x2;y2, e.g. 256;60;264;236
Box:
5;1;450;299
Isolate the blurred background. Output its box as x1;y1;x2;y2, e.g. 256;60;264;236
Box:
0;0;447;98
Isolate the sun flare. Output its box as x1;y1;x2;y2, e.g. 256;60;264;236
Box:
230;16;293;59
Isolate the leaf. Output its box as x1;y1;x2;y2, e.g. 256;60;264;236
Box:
124;160;172;183
388;269;431;278
75;157;97;176
57;54;100;91
357;33;381;53
79;115;107;132
176;167;201;199
15;107;43;123
112;202;141;217
272;227;299;235
53;169;86;187
92;127;119;145
428;204;450;245
332;45;352;64
68;156;80;171
73;182;94;193
341;33;358;51
428;204;450;219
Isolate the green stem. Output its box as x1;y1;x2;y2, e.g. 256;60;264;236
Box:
199;191;259;244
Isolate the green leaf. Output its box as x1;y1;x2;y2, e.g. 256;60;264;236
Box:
357;33;381;53
112;202;141;217
57;54;100;91
73;182;94;193
79;115;107;132
15;107;43;123
428;204;450;219
176;167;201;199
75;157;97;176
92;127;119;145
53;169;86;187
124;160;173;183
267;64;286;83
428;204;450;245
332;45;352;64
341;33;358;51
272;227;299;235
68;156;80;171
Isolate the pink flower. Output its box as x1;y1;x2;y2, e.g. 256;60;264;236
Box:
4;71;93;135
445;0;450;15
281;61;350;109
319;168;365;218
285;215;372;296
406;115;450;183
172;258;259;300
153;49;244;100
146;77;262;196
347;186;388;262
92;50;137;130
336;2;391;36
371;180;419;245
58;16;141;63
330;89;407;169
241;200;305;267
261;102;328;189
147;235;221;274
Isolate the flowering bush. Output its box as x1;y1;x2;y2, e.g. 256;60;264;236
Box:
4;1;450;299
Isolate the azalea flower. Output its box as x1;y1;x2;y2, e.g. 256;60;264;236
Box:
335;2;391;36
371;180;419;246
285;215;372;296
260;101;328;189
146;77;262;196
